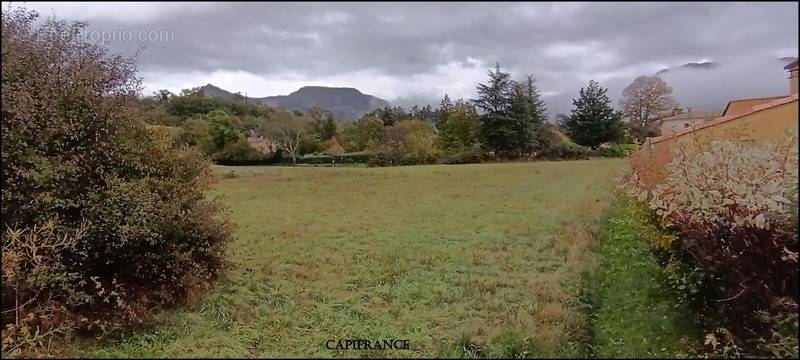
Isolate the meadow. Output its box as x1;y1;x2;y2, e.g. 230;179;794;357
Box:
78;159;626;358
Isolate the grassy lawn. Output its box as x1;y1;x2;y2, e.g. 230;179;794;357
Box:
78;159;625;358
590;199;700;358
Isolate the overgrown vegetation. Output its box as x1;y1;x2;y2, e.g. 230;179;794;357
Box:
78;160;626;357
1;9;232;357
619;137;799;357
588;199;699;358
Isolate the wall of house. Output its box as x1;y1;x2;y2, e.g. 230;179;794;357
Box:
725;97;782;116
630;99;798;187
791;68;798;95
660;119;694;136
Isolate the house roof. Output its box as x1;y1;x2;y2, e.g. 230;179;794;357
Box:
650;94;798;144
784;59;798;70
660;111;713;122
722;95;787;116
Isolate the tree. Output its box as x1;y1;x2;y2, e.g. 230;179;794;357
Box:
473;63;516;156
509;75;548;154
320;117;337;141
259;111;308;164
207;109;242;152
436;94;453;129
1;8;231;350
307;107;337;141
619;75;677;141
474;64;548;157
325;137;346;155
353;116;387;150
153;89;173;103
437;101;480;151
562;80;626;149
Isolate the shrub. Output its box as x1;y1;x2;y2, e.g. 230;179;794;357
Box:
211;138;278;165
598;143;639;158
439;145;485;164
532;126;589;160
281;152;371;165
1;8;232;356
368;119;442;167
621;138;798;357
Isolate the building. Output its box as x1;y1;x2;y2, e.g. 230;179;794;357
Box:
246;130;277;154
631;59;799;187
787;59;798;95
658;109;719;136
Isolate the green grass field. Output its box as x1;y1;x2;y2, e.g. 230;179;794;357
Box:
78;160;627;358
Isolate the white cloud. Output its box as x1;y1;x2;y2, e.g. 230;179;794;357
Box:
140;59;489;102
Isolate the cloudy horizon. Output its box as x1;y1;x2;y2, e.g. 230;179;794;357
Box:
5;1;798;116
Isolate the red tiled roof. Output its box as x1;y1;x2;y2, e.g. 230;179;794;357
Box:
650;94;798;144
784;59;798;70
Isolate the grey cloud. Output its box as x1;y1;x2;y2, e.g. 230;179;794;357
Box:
11;1;798;117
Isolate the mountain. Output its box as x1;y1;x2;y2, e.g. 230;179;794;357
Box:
198;84;240;100
656;61;718;75
197;84;389;120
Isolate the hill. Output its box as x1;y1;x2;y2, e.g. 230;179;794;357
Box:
198;84;389;120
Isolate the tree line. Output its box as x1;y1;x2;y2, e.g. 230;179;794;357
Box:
141;62;680;166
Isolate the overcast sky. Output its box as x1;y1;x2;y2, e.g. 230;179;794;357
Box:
6;1;799;116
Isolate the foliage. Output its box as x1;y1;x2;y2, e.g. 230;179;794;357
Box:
598;143;639;158
620;138;799;357
211;138;277;165
368;119;441;167
324;137;346;155
436;102;480;151
619;76;676;141
207;110;243;152
78;160;626;357
257;110;309;164
280;152;371;165
163;92;272;119
297;134;325;155
438;145;485;165
562;80;626;149
589;198;701;358
474;64;548;157
351;116;387;151
533;126;589;160
306;106;337;141
1;8;232;356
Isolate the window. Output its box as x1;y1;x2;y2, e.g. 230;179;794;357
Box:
684;123;690;128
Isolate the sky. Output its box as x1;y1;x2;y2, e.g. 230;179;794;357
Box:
5;1;798;117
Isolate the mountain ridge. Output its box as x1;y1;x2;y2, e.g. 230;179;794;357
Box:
197;84;389;120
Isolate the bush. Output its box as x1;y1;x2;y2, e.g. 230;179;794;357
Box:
532;126;589;160
368;119;442;167
368;149;440;167
439;145;485;164
280;152;371;165
620;138;798;357
536;141;589;160
598;143;639;158
1;8;232;356
211;138;278;165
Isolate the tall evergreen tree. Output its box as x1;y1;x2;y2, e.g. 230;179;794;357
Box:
562;80;625;149
509;75;548;155
436;94;453;130
473;63;516;156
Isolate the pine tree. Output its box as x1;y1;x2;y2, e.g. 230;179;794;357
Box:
436;94;453;130
474;63;516;156
508;75;548;155
563;80;625;149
